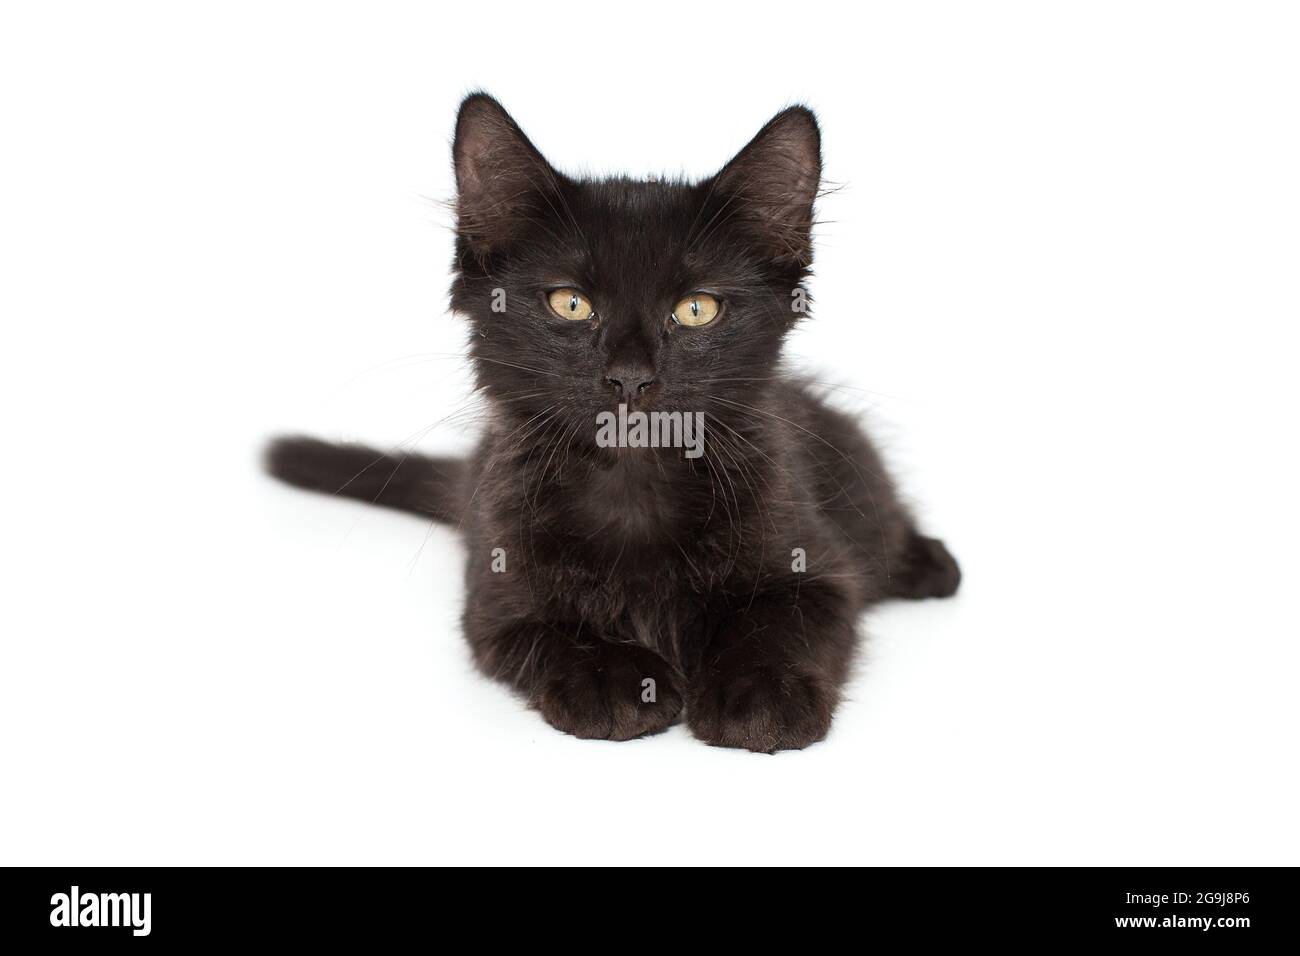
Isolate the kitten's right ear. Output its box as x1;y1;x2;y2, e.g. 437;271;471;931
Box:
453;94;558;254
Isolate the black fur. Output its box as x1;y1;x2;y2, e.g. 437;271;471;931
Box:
266;94;959;752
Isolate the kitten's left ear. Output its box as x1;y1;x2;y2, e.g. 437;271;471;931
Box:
712;106;822;265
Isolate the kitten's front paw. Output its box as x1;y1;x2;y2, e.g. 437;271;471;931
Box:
687;658;836;753
532;642;683;742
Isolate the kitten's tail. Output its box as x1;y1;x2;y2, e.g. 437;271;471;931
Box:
264;436;464;524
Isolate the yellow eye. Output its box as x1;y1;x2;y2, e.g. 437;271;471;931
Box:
547;288;595;321
672;293;720;327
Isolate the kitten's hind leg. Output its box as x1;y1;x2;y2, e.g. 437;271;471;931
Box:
888;532;961;600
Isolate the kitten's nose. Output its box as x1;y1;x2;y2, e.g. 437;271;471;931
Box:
605;363;657;401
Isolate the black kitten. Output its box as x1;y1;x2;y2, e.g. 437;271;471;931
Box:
267;94;959;752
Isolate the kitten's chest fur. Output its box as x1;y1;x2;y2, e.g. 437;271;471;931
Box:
578;454;693;546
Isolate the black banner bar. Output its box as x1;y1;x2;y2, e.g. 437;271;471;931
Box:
1;867;1291;945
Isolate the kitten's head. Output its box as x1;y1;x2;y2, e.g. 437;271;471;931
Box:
448;94;821;445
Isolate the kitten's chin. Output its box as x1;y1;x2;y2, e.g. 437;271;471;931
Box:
591;445;696;473
591;443;635;470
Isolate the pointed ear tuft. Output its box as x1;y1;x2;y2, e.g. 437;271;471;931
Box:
713;106;822;265
453;94;557;254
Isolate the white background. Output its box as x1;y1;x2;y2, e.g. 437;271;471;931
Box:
2;1;1297;865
